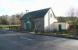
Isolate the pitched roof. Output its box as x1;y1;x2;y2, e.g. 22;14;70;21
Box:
22;8;50;19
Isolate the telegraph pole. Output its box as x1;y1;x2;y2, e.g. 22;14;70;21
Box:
26;10;29;13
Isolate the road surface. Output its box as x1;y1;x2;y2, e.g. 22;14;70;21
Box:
0;31;78;50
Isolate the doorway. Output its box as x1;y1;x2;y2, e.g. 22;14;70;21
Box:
59;24;62;31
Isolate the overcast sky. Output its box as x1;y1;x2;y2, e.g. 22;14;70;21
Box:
0;0;78;16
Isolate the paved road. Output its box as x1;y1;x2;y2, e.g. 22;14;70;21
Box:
0;31;78;50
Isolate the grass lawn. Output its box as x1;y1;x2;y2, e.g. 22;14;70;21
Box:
0;25;20;31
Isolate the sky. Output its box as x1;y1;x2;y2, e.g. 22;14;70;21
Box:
0;0;78;16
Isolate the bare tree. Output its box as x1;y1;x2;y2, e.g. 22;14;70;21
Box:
0;15;9;25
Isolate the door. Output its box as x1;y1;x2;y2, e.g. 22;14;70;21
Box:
59;24;62;31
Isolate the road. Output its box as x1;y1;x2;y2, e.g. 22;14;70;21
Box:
0;31;78;50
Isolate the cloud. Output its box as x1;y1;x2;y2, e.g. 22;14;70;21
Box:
0;0;78;16
48;0;73;16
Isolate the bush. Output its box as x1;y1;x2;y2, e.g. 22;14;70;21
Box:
9;26;20;31
0;26;3;30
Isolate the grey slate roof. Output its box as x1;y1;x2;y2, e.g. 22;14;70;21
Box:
22;8;50;19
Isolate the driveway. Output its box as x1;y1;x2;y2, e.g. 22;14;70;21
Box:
0;31;78;50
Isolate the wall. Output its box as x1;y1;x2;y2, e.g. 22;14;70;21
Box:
33;17;44;32
53;22;69;31
44;9;58;32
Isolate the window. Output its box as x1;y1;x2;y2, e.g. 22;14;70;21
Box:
50;14;52;17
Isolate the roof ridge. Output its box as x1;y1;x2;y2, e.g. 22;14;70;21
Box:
27;8;50;14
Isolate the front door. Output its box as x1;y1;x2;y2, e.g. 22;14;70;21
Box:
59;24;62;31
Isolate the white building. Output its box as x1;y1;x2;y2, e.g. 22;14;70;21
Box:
21;8;69;32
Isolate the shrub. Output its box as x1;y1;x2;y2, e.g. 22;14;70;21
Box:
0;26;3;30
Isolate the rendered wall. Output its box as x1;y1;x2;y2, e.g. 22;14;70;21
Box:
44;9;58;32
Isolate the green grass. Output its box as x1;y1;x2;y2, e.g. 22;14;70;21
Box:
0;25;20;31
